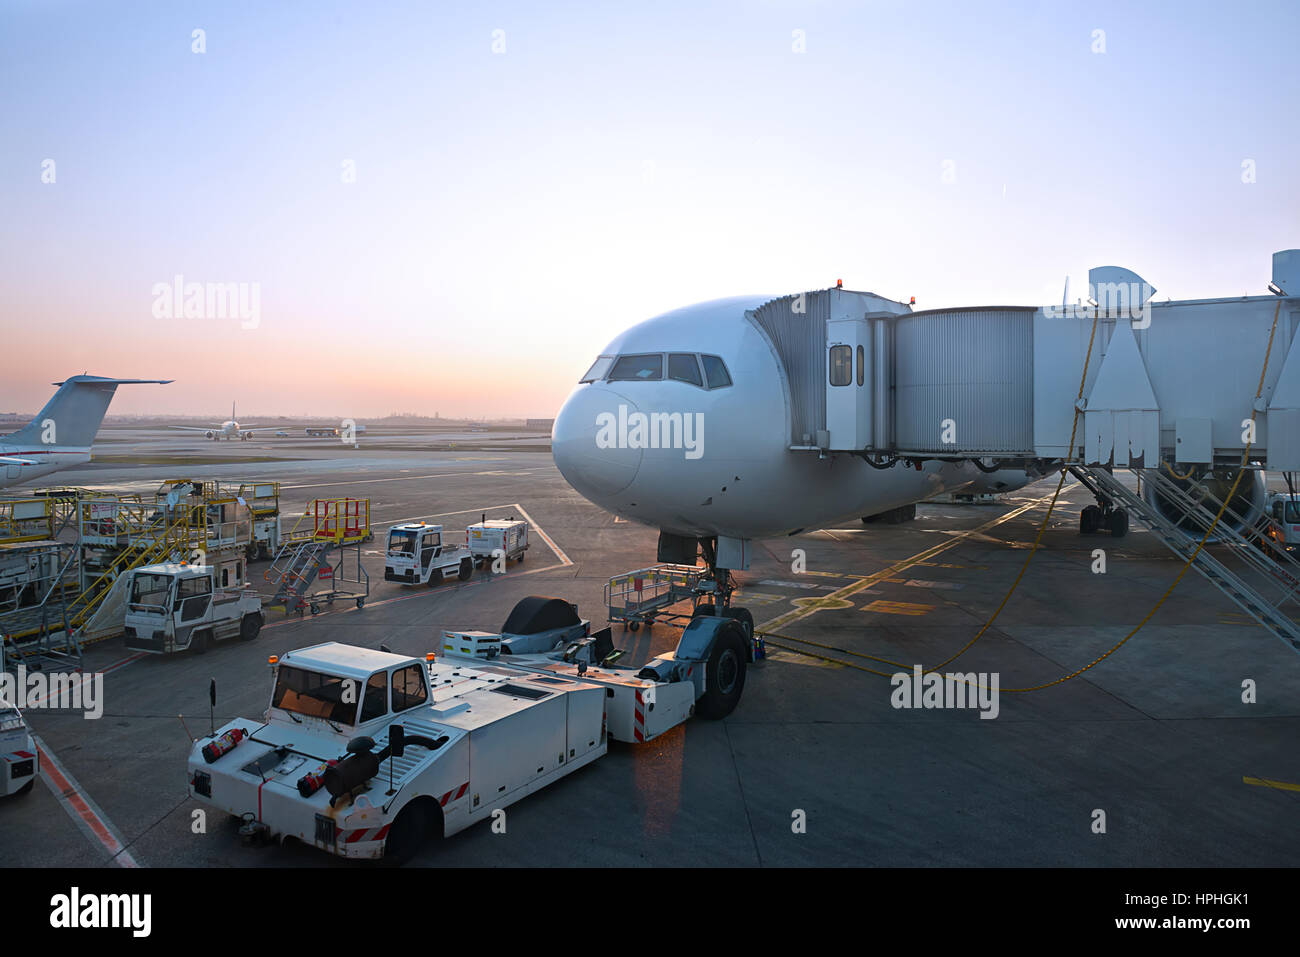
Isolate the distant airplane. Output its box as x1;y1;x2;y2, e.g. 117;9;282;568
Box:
172;401;259;440
0;375;172;489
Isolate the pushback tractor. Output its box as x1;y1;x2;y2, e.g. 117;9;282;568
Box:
186;596;753;862
124;550;263;654
383;523;475;586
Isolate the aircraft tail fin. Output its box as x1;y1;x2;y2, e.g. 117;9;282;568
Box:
3;375;172;449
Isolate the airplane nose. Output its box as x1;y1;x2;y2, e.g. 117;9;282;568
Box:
552;385;642;499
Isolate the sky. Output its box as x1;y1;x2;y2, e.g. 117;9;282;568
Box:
1;0;1297;419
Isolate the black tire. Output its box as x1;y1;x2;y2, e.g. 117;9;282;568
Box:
383;802;432;866
1080;505;1100;534
693;602;716;619
517;550;524;563
723;606;755;642
192;630;212;655
629;621;640;633
1110;508;1129;538
239;613;262;642
356;598;364;609
13;779;34;797
245;543;259;562
310;603;320;616
697;624;747;720
458;558;472;582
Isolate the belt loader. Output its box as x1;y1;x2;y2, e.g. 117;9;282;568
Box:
186;596;753;863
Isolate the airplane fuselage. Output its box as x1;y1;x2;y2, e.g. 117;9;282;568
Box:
552;296;1011;542
0;446;91;489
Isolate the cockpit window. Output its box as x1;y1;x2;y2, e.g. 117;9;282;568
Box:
668;353;703;387
608;354;664;381
700;355;732;390
580;356;614;383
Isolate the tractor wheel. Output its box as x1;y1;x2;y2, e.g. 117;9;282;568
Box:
382;802;433;866
696;623;747;720
239;613;262;642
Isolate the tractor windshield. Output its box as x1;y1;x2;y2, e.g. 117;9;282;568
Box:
129;573;173;611
271;666;359;724
387;530;418;555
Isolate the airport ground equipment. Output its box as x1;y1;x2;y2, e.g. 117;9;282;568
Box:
444;596;591;657
466;517;529;566
186;596;751;862
1263;487;1300;555
0;487;230;657
267;498;370;615
604;563;739;633
154;478;283;561
0;497;55;544
123;550;264;655
384;523;474;586
0;708;37;798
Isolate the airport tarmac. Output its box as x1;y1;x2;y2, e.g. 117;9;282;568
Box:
4;429;1300;867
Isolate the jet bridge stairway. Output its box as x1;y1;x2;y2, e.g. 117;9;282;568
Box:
1076;466;1300;655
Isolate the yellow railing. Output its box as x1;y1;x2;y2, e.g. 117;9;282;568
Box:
0;498;54;544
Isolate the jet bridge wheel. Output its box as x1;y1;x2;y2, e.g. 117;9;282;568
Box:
697;623;748;720
1080;505;1101;534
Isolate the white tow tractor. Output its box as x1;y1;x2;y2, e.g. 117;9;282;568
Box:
466;517;529;567
0;707;37;797
383;523;475;586
1264;492;1300;555
187;595;754;863
123;553;264;655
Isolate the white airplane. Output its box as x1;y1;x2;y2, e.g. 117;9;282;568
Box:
551;293;1035;602
0;375;172;489
173;401;259;441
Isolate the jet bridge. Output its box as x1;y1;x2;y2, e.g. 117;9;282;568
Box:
748;250;1300;655
753;251;1300;470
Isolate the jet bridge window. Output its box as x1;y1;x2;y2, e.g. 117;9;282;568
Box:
700;354;732;389
668;353;704;387
580;355;615;383
829;345;853;386
608;354;664;381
